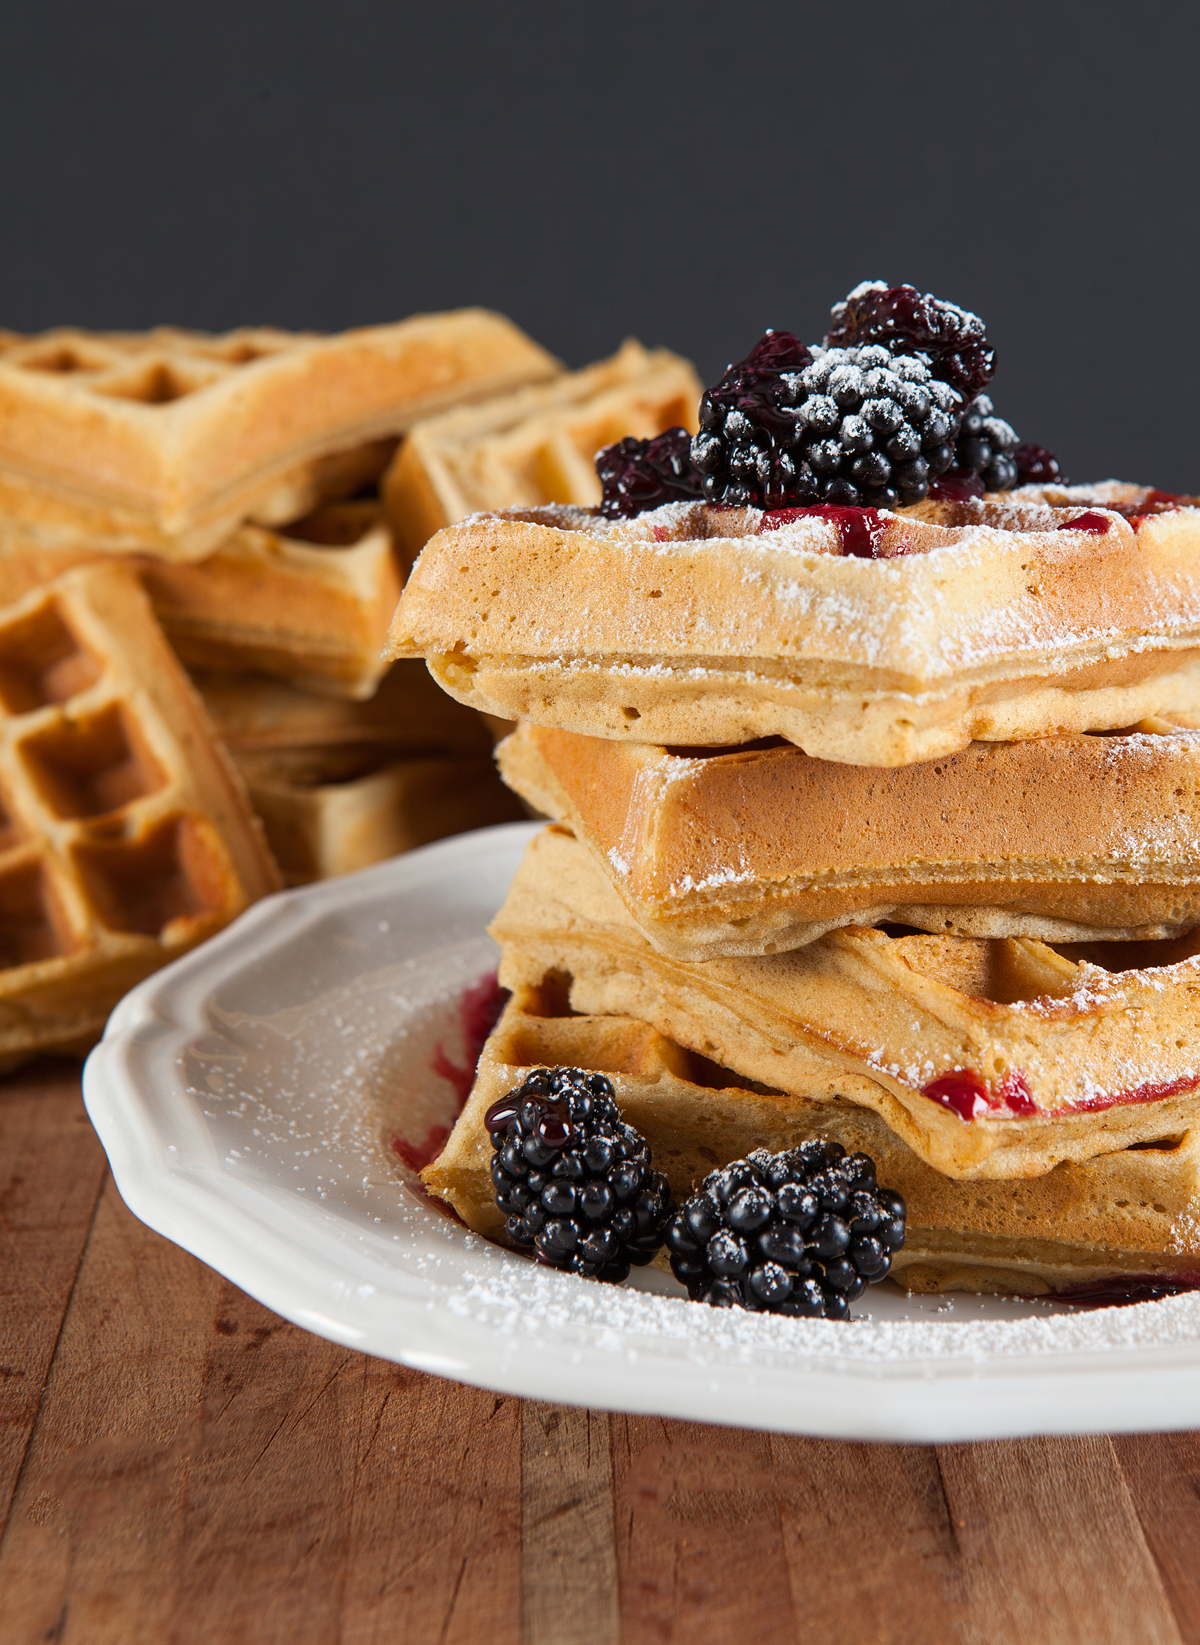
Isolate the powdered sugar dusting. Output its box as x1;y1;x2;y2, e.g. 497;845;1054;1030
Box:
435;1239;1200;1371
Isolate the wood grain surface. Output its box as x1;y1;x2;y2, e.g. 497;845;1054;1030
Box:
3;1065;1199;1645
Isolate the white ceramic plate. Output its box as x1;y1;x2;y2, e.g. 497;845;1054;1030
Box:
84;821;1200;1442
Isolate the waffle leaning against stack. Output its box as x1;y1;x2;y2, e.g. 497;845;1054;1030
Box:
393;283;1200;1317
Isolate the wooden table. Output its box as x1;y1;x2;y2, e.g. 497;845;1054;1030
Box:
3;1064;1200;1645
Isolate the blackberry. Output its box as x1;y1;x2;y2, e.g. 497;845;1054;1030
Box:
596;427;705;519
693;336;961;511
485;1067;673;1282
938;403;1066;495
1014;442;1066;486
690;330;814;509
665;1141;905;1321
826;281;994;400
949;393;1022;491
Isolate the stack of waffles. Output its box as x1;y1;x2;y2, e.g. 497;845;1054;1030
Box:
0;321;701;888
192;662;524;884
394;485;1200;1300
0;311;571;889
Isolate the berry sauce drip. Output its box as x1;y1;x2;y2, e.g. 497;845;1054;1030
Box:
1134;489;1183;514
761;504;888;557
1111;489;1200;528
486;1067;673;1282
1062;1072;1200;1114
1059;511;1111;535
825;282;995;399
1054;1271;1200;1308
997;1072;1038;1116
595;427;705;519
922;1069;1038;1121
665;1142;905;1321
393;972;510;1173
922;1071;993;1122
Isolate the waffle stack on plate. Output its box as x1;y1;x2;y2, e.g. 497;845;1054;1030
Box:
397;446;1200;1296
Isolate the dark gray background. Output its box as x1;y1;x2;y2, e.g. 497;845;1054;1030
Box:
2;1;1197;488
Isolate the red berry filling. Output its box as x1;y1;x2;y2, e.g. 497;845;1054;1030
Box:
1059;511;1111;535
921;1069;1038;1122
761;503;888;557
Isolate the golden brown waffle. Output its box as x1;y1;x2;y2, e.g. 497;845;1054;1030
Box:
388;485;1200;765
383;340;701;569
0;499;402;699
195;661;494;760
420;978;1200;1298
0;564;281;1067
236;745;523;884
491;827;1200;1180
0;312;559;560
499;719;1200;958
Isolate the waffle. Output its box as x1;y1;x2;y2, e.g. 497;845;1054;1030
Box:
236;745;523;884
387;484;1200;765
0;564;281;1067
195;660;493;760
383;340;701;569
420;979;1200;1298
499;719;1200;959
0;312;559;559
0;498;403;699
491;827;1200;1180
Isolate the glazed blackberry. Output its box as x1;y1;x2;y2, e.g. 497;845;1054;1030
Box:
692;336;962;510
1014;442;1066;486
826;281;995;400
952;393;1021;491
689;330;814;509
486;1067;673;1282
665;1141;905;1321
596;427;705;519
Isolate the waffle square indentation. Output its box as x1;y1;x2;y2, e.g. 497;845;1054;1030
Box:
8;342;118;374
20;705;165;819
0;860;76;969
74;816;231;938
286;500;380;549
0;604;102;713
92;361;217;404
0;789;24;855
